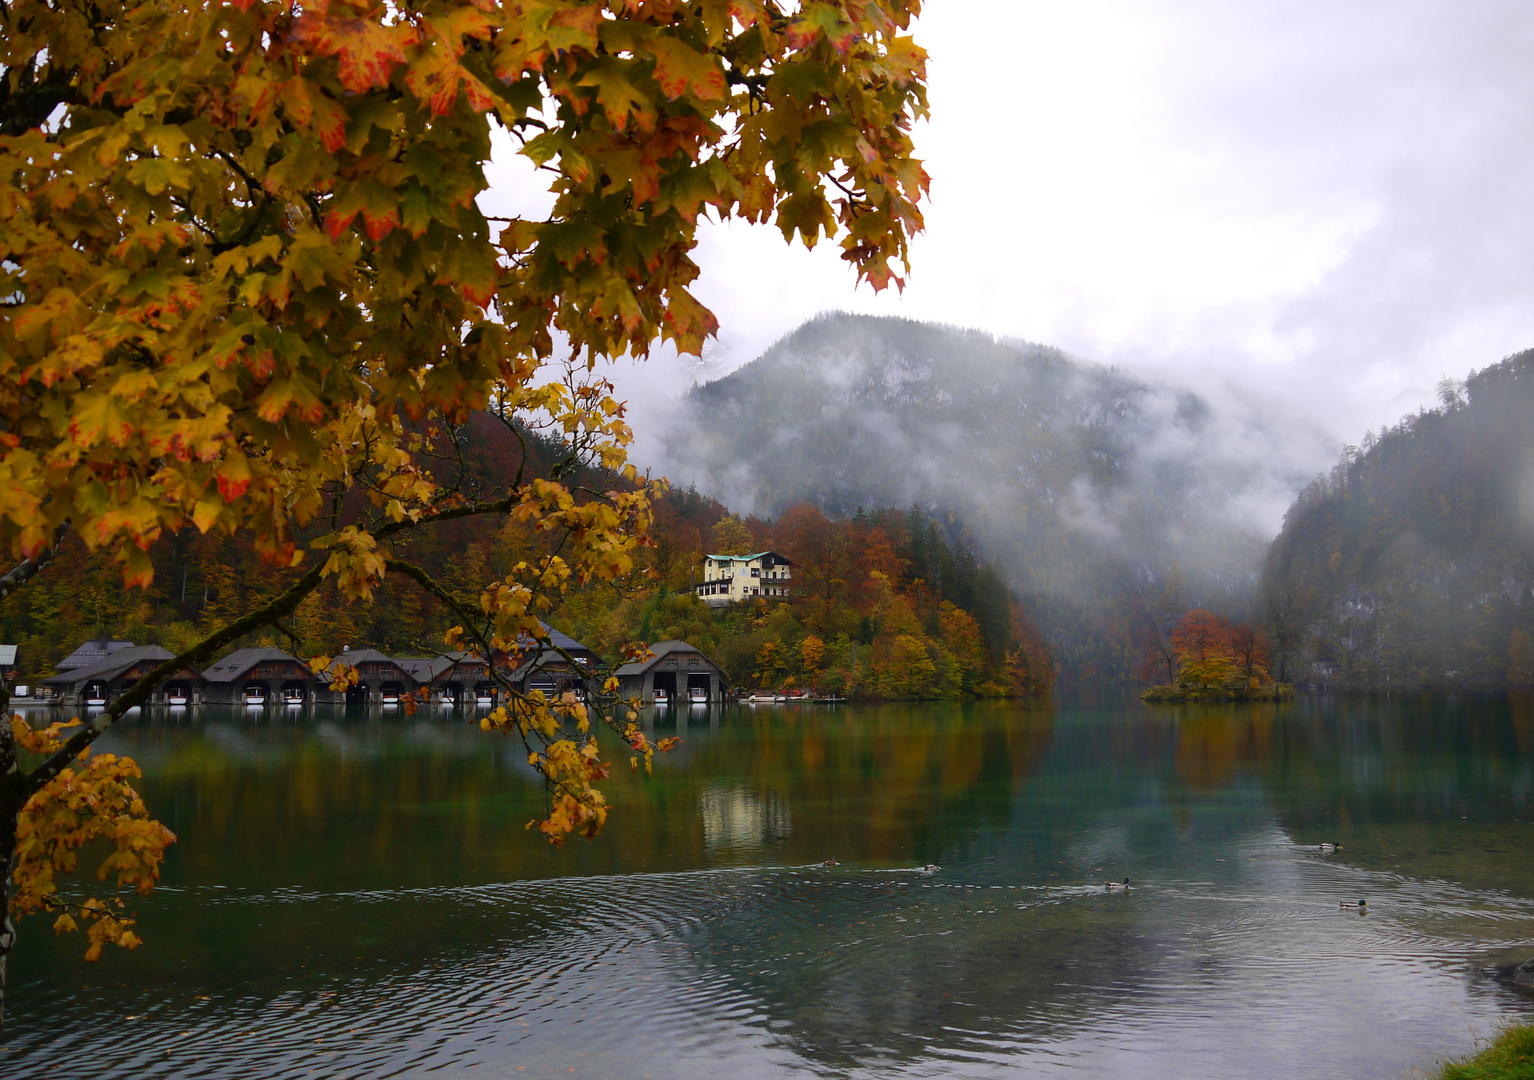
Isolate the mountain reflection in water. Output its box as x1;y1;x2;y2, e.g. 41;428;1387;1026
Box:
7;694;1534;1079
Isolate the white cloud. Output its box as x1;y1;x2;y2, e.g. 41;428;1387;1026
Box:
485;0;1534;498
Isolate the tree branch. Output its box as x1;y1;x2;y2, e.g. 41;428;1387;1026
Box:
383;557;487;639
0;522;70;604
19;487;534;796
22;559;328;798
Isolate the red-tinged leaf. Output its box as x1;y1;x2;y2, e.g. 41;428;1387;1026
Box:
462;71;496;113
579;67;654;133
884;34;928;82
279;79;350;154
244;347;276;381
255;376;326;424
362;202;400;241
404;50;496;116
436;242;500;308
427;8;496;53
216;455;252;501
786;3;857;51
545;4;603;55
644;38;726;102
325;180;399;241
69;392;135;448
291;13;417;95
662;288;718;356
631;160;661;206
119;544;156;589
12;288;76;340
592;275;642;336
190;498;222;533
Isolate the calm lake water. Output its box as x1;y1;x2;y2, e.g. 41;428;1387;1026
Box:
6;694;1534;1079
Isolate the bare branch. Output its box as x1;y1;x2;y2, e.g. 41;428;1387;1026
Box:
0;521;70;604
23;560;330;798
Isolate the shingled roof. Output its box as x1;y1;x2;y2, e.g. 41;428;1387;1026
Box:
614;640;722;677
55;638;136;672
42;645;174;686
201;647;304;684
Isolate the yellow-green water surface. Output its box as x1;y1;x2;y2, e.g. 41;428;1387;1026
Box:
6;693;1534;1078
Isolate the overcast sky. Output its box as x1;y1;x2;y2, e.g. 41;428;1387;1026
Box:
487;0;1534;472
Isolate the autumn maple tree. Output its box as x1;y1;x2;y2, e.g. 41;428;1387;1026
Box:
0;0;929;1028
1166;609;1274;691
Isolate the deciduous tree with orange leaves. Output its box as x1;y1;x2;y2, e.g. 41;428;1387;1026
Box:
1144;608;1290;703
0;0;929;1027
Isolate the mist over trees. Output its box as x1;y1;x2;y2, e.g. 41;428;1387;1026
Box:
0;420;1051;703
1262;350;1534;688
662;313;1326;681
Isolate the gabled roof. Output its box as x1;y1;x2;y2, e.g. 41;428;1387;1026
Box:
332;648;392;665
395;654;487;683
326;649;419;683
705;551;793;568
614;640;722;677
43;645;174;686
512;622;593;655
56;638;135;672
508;649;592;678
201;647;304;684
393;657;446;683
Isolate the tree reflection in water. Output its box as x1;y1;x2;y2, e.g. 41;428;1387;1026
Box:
6;695;1533;1079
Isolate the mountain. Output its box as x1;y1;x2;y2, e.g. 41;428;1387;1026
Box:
1262;351;1534;688
663;313;1327;681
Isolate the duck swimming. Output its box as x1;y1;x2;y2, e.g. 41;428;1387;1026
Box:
1339;898;1367;909
1105;878;1130;891
820;858;839;868
918;864;941;874
1320;843;1342;854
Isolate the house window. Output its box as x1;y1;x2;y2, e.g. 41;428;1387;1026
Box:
751;568;760;577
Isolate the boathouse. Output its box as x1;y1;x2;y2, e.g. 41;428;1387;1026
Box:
55;637;136;674
614;641;728;704
395;651;496;706
201;647;314;706
502;623;599;699
316;648;422;705
41;645;203;707
696;551;793;606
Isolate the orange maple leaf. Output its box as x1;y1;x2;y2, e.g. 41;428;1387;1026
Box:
292;13;419;95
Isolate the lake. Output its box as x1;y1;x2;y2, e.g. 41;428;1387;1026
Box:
6;694;1534;1078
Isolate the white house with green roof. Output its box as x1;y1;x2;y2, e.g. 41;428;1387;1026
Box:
695;550;793;607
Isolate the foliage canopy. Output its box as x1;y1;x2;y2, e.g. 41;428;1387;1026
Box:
0;0;929;1020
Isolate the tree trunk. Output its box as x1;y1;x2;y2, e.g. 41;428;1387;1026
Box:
0;682;20;1038
0;796;16;1039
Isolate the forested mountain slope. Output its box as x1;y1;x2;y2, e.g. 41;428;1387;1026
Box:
664;313;1322;681
1263;351;1534;688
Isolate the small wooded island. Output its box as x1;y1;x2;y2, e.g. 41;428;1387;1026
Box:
1142;681;1295;704
1140;608;1295;704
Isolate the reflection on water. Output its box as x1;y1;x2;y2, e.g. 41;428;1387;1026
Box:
7;694;1534;1078
698;784;793;850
